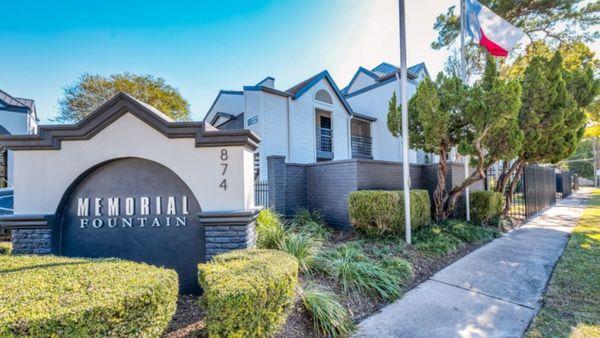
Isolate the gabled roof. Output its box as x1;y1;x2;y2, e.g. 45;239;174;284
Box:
0;90;27;108
255;76;274;86
0;92;260;151
285;70;353;115
342;62;428;98
0;89;39;121
340;67;379;95
204;90;243;122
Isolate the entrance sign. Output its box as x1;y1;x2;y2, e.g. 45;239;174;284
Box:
0;93;261;294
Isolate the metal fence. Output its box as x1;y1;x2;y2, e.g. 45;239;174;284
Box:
523;166;556;217
255;180;269;207
486;164;557;220
486;163;526;220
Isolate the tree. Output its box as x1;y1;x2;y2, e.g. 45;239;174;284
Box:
432;0;599;51
388;57;521;221
444;56;522;217
388;74;467;221
563;139;595;179
498;51;589;213
56;73;191;123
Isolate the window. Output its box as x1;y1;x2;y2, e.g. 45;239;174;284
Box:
315;89;333;104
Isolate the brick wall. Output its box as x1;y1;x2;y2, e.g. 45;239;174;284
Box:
267;157;485;229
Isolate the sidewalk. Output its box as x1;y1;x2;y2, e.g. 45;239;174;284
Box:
356;189;592;338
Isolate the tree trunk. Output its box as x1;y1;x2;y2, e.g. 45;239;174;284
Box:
495;161;510;193
503;159;526;216
434;147;448;222
443;160;494;219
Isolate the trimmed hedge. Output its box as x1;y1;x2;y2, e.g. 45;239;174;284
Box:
0;241;11;255
470;191;504;224
0;255;178;337
348;190;431;236
198;249;299;337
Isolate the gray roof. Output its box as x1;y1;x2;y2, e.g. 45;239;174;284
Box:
0;89;28;108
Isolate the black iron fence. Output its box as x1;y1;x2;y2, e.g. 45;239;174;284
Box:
486;164;558;220
486;163;526;220
523;166;556;217
255;180;269;207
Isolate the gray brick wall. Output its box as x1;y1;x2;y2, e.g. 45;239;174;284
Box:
307;160;358;229
356;159;426;190
11;229;52;254
267;156;287;215
266;157;486;229
285;164;308;216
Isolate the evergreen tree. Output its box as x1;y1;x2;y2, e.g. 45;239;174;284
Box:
388;58;521;221
499;51;590;213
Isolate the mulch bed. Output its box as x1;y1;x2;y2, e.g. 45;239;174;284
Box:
163;295;206;338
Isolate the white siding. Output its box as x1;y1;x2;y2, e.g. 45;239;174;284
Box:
0;110;30;135
293;78;351;162
348;72;376;94
347;79;419;163
290;96;315;164
261;92;289;166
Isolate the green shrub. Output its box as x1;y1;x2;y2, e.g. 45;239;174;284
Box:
293;207;325;226
315;244;402;301
470;191;504;224
0;242;11;255
348;190;431;236
378;257;412;284
277;230;321;274
0;255;178;337
301;287;355;337
442;220;502;243
256;208;286;249
198;249;298;337
414;225;463;257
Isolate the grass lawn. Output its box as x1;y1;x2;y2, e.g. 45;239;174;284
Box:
526;189;600;338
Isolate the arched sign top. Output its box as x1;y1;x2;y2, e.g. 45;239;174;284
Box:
0;92;260;151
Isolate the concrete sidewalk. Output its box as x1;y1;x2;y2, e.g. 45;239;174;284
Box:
356;189;592;338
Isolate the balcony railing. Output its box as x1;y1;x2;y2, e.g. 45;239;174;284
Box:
351;135;372;158
316;127;333;160
316;128;333;152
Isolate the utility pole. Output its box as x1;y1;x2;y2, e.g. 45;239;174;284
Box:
398;0;411;244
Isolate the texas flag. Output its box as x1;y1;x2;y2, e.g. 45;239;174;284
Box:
465;0;525;57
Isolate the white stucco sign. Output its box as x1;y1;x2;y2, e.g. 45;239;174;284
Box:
0;93;261;294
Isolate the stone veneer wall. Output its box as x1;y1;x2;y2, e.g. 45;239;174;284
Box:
204;223;257;260
11;229;52;254
267;156;484;229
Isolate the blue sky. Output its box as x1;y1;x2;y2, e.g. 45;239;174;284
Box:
0;0;456;122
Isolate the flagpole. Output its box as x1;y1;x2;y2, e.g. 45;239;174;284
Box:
398;0;411;244
460;0;471;222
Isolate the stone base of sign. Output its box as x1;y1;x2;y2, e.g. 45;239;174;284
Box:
11;229;53;254
0;215;52;254
199;209;260;260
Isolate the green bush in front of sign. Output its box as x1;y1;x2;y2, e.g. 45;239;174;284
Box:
348;190;431;236
0;242;11;255
198;249;299;337
470;191;504;225
0;255;178;337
